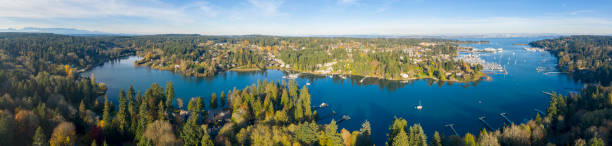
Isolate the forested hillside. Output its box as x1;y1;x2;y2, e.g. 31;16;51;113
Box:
530;36;612;85
1;33;610;145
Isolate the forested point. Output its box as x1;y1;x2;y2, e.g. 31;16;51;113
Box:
530;36;612;85
0;33;611;145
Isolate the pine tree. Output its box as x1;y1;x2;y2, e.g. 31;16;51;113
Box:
201;130;214;146
220;91;226;108
356;121;372;146
294;100;304;121
280;88;291;111
300;86;312;120
181;113;202;146
464;133;476;146
432;131;442;146
128;84;136;100
117;89;130;134
588;137;605;146
135;102;150;141
210;93;218;109
137;138;153;146
32;127;47;146
535;113;542;123
158;101;166;120
408;124;427;146
322;120;343;146
387;117;408;145
90;73;96;86
165;81;174;110
102;96;112;130
392;130;409;146
79;99;86;118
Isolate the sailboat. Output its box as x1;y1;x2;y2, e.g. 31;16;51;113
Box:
415;100;423;110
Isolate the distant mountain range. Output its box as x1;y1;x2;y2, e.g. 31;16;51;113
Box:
0;27;130;36
2;27;609;38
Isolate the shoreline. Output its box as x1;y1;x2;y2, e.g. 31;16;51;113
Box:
108;55;487;83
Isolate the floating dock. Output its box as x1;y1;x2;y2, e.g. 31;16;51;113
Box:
337;115;351;124
499;113;513;125
534;108;546;116
445;124;458;136
478;116;494;130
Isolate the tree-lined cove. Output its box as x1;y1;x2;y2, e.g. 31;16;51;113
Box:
86;37;583;145
1;33;611;146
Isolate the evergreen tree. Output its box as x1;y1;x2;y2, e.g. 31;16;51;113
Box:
431;131;442;146
478;129;499;146
294;100;304;121
300;86;312;120
588;137;605;146
136;138;153;146
128;84;136;100
220;91;226;108
201;130;214;146
165;81;174;110
117;89;130;134
464;133;476;146
210;93;218;109
321;120;343;146
102;96;112;130
387;117;408;145
158;101;166;120
32;127;48;146
408;124;427;146
356;120;373;146
135;102;150;141
296;122;318;144
280;88;291;111
392;130;409;146
79;100;86;118
181;113;202;146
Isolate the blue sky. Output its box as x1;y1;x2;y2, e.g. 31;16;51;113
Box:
1;0;611;35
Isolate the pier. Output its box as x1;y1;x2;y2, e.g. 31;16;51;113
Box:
499;113;513;125
542;91;553;96
359;77;367;83
534;108;546;116
445;124;459;136
337;115;351;124
478;116;495;130
282;73;300;79
313;102;329;110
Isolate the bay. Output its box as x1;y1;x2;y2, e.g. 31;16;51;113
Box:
85;37;583;145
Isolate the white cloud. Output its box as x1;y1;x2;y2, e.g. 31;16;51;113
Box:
0;0;219;22
247;0;284;15
338;0;358;4
569;10;595;16
198;1;220;17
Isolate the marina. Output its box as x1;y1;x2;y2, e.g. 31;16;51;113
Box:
86;37;583;145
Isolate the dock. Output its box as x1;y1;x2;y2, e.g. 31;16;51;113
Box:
445;124;458;136
478;116;494;130
534;108;546;116
313;102;328;110
337;115;351;124
542;91;553;96
499;113;513;125
282;73;300;79
359;77;367;83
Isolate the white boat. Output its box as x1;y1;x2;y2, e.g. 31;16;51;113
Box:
306;82;311;86
415;100;423;110
283;73;299;79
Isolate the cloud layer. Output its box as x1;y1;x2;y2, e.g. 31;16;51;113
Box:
0;0;611;35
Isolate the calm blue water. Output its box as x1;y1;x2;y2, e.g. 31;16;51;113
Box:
85;37;583;145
